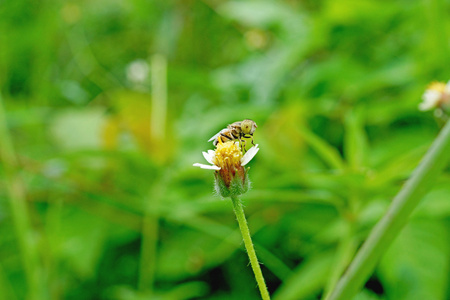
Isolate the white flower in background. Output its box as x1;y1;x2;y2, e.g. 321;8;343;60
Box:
419;81;450;111
126;59;150;84
194;141;259;197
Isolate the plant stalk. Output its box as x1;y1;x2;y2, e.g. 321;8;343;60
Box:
231;196;270;300
138;53;168;292
138;199;160;293
327;120;450;300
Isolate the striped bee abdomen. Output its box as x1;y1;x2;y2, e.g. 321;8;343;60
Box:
214;129;239;145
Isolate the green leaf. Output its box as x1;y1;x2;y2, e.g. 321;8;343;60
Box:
273;252;333;300
344;109;368;171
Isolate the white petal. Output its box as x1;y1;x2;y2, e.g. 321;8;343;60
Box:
193;163;221;170
419;90;441;111
202;151;214;164
423;90;441;102
241;144;259;166
445;80;450;93
207;150;216;158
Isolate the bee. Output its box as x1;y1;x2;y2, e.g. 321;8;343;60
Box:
208;119;258;150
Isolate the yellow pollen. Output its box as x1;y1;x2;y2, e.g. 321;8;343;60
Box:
428;82;446;93
213;141;242;169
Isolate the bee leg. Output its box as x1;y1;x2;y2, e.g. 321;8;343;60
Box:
241;138;247;153
243;134;255;148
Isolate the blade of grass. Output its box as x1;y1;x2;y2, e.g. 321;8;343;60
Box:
327;120;450;300
299;126;346;170
343;109;368;171
273;252;333;300
322;221;356;299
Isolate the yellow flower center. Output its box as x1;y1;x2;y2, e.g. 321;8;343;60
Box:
428;82;446;93
213;141;242;169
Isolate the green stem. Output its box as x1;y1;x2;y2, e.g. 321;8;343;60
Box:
328;120;450;300
150;53;168;140
231;196;270;300
138;200;160;293
138;53;168;293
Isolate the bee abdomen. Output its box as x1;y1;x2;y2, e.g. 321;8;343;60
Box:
214;130;237;145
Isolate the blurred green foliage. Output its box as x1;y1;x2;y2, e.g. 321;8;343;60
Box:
1;0;450;299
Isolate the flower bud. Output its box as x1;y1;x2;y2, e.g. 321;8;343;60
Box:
212;142;250;198
214;166;250;198
193;141;259;199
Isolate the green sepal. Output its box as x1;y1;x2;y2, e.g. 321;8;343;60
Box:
214;168;251;199
214;172;231;198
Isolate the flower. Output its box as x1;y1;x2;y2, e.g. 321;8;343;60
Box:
193;141;259;197
419;81;450;111
126;59;150;84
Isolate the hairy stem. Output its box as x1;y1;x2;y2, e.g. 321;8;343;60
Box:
328;120;450;300
231;196;270;300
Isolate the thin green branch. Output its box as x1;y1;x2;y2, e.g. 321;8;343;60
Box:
138;53;168;293
231;196;270;300
138;201;160;293
151;54;168;140
327;120;450;300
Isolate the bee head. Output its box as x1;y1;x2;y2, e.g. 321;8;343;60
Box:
241;119;257;135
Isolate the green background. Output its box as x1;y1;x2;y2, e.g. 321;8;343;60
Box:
1;0;450;299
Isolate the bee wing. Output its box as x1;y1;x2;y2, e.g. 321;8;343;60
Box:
208;130;223;142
